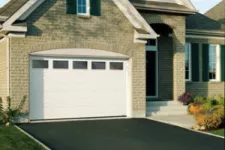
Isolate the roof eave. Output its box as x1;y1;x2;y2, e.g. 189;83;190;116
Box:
186;29;225;37
134;6;197;15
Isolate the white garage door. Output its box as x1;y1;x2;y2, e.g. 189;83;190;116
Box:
30;56;128;120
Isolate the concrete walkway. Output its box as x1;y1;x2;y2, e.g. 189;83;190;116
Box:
148;114;196;129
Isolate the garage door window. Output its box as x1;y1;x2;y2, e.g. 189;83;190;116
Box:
92;62;105;70
32;60;48;69
110;62;123;70
73;61;88;69
53;61;68;69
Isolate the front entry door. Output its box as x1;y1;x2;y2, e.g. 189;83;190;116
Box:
146;51;157;97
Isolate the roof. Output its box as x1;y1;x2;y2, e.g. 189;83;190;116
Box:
0;0;29;21
186;13;225;36
205;0;225;24
129;0;197;14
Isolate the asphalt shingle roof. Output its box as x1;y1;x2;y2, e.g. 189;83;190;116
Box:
186;13;225;32
0;0;29;20
205;0;225;24
129;0;196;14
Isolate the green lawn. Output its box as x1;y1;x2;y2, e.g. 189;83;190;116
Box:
0;125;46;150
208;129;225;137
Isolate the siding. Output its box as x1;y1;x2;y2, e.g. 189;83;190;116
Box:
0;38;8;108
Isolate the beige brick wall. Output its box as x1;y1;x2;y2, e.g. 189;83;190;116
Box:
0;38;8;108
186;82;225;97
186;37;225;97
141;12;186;100
9;0;146;117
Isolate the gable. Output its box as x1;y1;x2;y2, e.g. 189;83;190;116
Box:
0;0;157;42
205;0;225;24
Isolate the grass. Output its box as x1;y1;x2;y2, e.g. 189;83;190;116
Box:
208;129;225;137
0;125;46;150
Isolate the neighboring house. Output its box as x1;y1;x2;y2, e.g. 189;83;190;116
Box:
0;0;224;121
205;0;225;24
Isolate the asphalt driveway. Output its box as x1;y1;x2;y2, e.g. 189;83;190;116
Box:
18;119;224;150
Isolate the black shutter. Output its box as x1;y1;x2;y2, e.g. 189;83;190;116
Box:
202;44;209;82
221;45;225;82
191;43;200;82
66;0;77;14
91;0;101;16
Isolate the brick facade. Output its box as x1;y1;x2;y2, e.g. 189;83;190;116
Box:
9;0;146;117
141;12;186;100
186;37;225;97
0;38;8;108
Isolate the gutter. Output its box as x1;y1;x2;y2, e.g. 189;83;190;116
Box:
186;29;225;37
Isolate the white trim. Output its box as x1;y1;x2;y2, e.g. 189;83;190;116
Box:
146;39;158;98
77;0;90;16
18;0;45;21
8;33;26;38
208;44;221;82
185;43;192;82
113;0;158;39
127;58;133;118
2;0;39;31
186;34;225;40
6;37;10;97
30;48;129;59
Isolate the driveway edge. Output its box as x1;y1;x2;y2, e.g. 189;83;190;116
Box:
147;118;225;139
15;125;51;150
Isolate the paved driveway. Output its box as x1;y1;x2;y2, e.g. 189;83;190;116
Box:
18;119;224;150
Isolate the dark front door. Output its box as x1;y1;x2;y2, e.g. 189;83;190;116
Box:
146;51;157;97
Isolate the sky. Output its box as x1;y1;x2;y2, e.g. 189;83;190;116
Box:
0;0;223;14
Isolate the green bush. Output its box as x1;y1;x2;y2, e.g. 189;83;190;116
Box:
192;95;225;130
194;96;205;104
0;97;3;122
0;96;26;125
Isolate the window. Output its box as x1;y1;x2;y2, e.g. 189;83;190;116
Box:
146;39;157;51
208;45;220;81
146;39;156;46
73;61;88;69
77;0;89;15
53;61;68;69
92;62;105;70
110;62;123;70
185;43;191;81
32;60;48;69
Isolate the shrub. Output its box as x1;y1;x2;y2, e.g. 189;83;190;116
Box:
178;93;193;105
0;96;26;125
195;112;222;130
214;107;225;120
194;96;205;104
203;113;222;129
189;104;205;115
0;97;3;122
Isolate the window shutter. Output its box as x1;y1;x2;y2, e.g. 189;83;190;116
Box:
221;45;225;82
90;0;101;16
202;44;209;82
191;43;200;82
66;0;77;14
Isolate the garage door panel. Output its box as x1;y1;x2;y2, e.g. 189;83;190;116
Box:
30;57;128;120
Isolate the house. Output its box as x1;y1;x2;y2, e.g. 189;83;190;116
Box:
0;0;224;122
205;0;225;25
